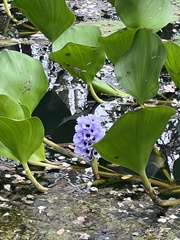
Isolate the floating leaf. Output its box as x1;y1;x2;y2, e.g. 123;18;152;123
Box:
0;50;48;113
164;41;180;89
115;0;173;32
99;28;137;64
94;106;175;175
11;0;75;42
115;29;166;105
0;117;44;163
50;24;105;84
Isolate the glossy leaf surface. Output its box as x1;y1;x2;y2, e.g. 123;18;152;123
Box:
115;0;172;32
99;28;137;64
164;41;180;89
0;117;44;163
52;24;102;49
115;29;166;105
94;106;175;175
50;25;105;83
12;0;75;42
0;50;48;113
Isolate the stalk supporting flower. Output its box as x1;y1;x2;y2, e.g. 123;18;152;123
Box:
89;83;104;103
73;114;105;179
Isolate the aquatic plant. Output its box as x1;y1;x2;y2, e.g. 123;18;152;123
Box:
1;0;180;207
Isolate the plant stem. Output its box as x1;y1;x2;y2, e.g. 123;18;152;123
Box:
21;161;48;192
28;159;65;169
96;170;180;195
3;0;11;18
43;137;81;159
91;157;100;179
3;0;18;23
140;169;180;207
89;83;104;103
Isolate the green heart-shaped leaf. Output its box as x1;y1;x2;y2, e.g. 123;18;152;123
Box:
115;29;166;105
51;44;105;84
50;24;105;83
52;24;102;49
0;117;44;163
99;28;137;64
115;0;172;32
94;106;175;175
0;50;48;113
11;0;75;42
164;41;180;89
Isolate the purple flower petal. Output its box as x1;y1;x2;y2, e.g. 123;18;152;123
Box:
73;114;105;162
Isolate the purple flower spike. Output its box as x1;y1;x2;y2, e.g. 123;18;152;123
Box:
73;114;105;162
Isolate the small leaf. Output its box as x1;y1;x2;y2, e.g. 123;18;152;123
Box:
92;77;129;97
94;106;175;175
164;41;180;89
50;24;105;83
0;117;44;163
115;29;166;105
99;28;137;64
115;0;173;32
0;50;48;113
11;0;75;42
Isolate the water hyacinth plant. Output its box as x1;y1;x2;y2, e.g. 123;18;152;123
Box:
1;0;180;208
